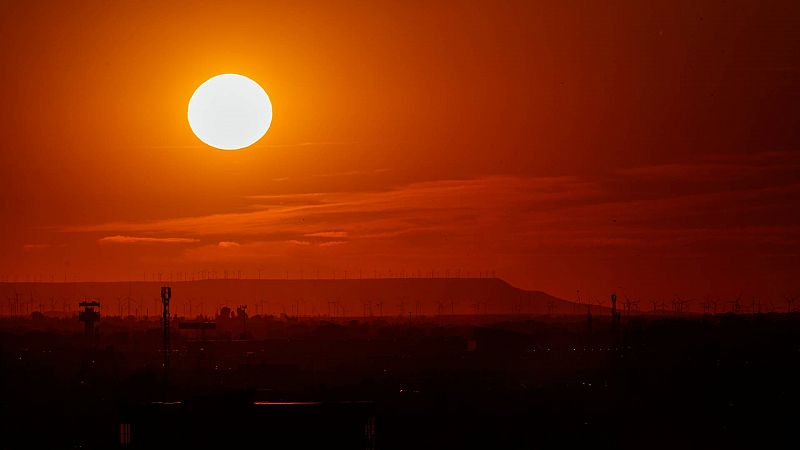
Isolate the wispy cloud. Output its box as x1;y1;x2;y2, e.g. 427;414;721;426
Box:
65;176;598;241
23;244;51;251
616;151;800;181
98;235;200;244
305;231;348;238
61;151;800;262
319;240;347;247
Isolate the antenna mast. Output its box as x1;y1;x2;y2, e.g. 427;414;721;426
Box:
161;286;172;372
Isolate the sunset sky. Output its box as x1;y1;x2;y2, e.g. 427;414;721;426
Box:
1;0;798;301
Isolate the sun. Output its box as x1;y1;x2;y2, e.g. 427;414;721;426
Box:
187;74;273;150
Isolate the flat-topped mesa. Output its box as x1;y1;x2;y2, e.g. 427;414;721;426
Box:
1;278;584;317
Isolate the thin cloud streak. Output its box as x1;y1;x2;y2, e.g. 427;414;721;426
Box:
305;231;349;238
61;151;800;260
98;235;200;244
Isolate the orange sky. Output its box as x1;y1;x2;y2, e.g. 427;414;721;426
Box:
1;0;799;302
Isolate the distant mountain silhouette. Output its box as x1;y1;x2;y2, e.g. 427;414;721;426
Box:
0;278;592;317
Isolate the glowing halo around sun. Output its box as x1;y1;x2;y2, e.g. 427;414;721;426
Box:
187;74;272;150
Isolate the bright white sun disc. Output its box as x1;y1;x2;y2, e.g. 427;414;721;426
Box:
188;74;272;150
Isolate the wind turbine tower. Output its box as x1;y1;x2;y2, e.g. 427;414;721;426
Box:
161;286;172;371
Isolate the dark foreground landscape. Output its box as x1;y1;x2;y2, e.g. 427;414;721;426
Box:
2;283;799;449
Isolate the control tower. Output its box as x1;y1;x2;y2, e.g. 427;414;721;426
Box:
78;300;101;338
